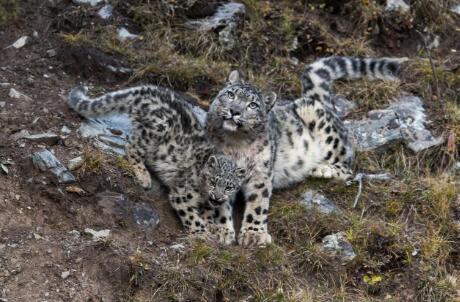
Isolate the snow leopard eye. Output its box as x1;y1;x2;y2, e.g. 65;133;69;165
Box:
248;102;259;109
226;91;235;99
225;185;234;192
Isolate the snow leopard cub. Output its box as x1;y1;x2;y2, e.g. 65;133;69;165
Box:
66;85;246;244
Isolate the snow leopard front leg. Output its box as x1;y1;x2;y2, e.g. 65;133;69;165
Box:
169;190;213;239
239;172;273;246
201;203;236;245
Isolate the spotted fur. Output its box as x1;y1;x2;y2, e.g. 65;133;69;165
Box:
67;85;246;244
206;56;407;246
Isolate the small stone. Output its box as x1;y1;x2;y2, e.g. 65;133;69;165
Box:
32;31;39;39
84;228;110;241
9;88;33;101
133;203;160;230
301;190;340;215
67;156;85;171
320;232;356;265
33;233;44;240
61;271;70;279
24;133;60;145
170;243;185;251
0;102;5;108
0;83;12;87
61;126;71;135
8;36;30;49
46;49;57;57
117;27;138;42
97;4;112;19
32;149;76;183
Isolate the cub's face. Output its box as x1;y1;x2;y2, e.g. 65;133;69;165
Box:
202;155;246;208
207;71;277;135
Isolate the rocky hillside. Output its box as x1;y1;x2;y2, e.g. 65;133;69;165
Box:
0;0;459;301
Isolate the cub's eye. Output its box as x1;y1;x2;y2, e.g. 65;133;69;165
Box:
225;186;233;191
209;178;216;186
248;102;259;109
226;91;235;99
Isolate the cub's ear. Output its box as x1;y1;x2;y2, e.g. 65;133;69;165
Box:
228;70;242;85
206;155;218;168
235;167;247;180
263;91;277;111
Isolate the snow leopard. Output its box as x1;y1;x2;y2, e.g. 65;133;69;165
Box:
206;56;407;246
66;86;246;244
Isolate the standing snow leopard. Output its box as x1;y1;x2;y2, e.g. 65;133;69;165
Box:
206;56;407;246
66;86;246;244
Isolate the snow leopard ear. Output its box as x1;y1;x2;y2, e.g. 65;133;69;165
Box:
207;155;218;168
263;91;277;111
228;70;242;85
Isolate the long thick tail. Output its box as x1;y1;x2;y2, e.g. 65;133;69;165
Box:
67;85;156;118
300;56;408;100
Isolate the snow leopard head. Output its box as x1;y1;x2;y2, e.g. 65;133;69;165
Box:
207;71;277;136
201;154;246;208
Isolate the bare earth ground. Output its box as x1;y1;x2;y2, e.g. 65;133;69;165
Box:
0;0;460;301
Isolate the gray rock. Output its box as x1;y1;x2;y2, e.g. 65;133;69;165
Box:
186;2;245;50
97;4;112;19
301;190;340;215
385;0;410;12
320;232;356;265
72;0;103;6
218;23;237;50
133;202;160;230
24;133;60;145
32;149;76;183
84;228;110;241
345;95;444;152
0;101;5;108
8;88;32;101
97;192;161;230
60;271;70;279
186;3;245;31
46;49;57;58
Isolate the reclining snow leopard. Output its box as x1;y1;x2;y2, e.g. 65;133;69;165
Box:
206;56;407;246
67;86;246;244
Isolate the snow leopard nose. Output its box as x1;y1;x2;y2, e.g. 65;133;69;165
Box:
229;108;241;117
